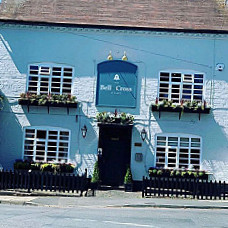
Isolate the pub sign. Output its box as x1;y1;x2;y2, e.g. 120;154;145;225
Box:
96;60;138;107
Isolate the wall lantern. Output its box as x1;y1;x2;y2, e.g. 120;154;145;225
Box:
107;51;113;60
97;148;103;157
81;125;87;138
141;128;147;141
122;51;128;61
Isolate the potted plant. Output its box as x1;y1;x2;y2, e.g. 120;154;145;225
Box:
90;161;100;190
124;167;133;192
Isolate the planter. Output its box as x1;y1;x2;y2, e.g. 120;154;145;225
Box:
183;107;210;114
90;182;99;190
19;98;78;108
151;104;210;120
124;183;133;192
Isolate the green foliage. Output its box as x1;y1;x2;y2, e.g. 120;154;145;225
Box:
59;163;75;173
14;160;75;173
19;93;77;105
124;167;132;184
0;95;4;110
40;163;54;172
91;161;100;183
153;99;209;111
30;163;41;171
148;167;208;180
14;161;30;170
96;112;134;124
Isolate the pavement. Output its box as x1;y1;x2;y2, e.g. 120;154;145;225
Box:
0;189;228;209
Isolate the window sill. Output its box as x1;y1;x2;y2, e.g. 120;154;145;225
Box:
18;98;78;113
151;105;211;120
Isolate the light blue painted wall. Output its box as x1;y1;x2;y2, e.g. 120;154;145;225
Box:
0;23;228;180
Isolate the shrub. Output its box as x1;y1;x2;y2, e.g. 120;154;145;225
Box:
59;163;75;173
14;161;30;170
124;167;132;184
30;163;41;171
40;163;53;172
91;161;100;183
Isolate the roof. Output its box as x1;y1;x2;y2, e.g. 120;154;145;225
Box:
0;0;228;32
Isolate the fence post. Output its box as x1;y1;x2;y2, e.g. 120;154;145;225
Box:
214;180;217;200
219;181;222;200
142;176;145;198
27;171;31;193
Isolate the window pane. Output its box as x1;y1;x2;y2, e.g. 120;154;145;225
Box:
191;138;200;142
37;130;47;139
40;66;50;75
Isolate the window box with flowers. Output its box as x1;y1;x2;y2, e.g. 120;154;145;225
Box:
14;160;76;174
18;93;78;113
151;99;211;120
96;111;134;125
148;167;209;180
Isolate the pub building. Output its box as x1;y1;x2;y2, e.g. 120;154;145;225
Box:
0;0;228;187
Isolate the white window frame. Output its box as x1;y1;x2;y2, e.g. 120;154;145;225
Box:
154;133;202;170
158;70;205;104
22;126;71;163
27;63;74;95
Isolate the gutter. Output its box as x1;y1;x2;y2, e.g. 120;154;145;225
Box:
1;19;228;35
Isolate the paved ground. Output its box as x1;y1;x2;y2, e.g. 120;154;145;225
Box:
0;189;228;209
1;204;228;228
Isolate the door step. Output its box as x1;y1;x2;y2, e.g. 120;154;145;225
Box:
99;185;125;191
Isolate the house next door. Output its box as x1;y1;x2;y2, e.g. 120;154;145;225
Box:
98;124;132;186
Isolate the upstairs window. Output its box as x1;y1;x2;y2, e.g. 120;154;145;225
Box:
158;71;204;103
27;64;73;95
23;127;70;163
155;134;201;170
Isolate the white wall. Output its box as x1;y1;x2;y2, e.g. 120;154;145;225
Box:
0;23;228;180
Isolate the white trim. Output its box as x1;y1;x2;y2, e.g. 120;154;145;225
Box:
158;70;205;104
154;133;202;170
26;63;74;95
22;126;71;163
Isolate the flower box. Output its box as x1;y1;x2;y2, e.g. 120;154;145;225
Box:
151;101;211;120
96;112;134;125
19;98;78;108
148;168;209;180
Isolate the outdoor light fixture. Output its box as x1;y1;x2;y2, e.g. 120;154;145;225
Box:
81;125;87;138
122;51;128;61
107;51;113;60
97;148;103;157
141;128;147;141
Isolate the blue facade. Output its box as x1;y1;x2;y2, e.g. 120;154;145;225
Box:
0;23;228;181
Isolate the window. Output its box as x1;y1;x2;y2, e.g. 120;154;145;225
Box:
155;134;201;169
23;127;70;163
158;71;204;103
27;64;73;95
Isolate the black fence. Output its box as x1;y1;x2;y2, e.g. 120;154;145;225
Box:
142;176;228;200
0;170;91;196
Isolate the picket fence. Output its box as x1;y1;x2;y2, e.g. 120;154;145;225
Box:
142;176;228;200
0;170;91;196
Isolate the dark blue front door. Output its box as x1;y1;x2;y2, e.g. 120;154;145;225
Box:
98;125;132;186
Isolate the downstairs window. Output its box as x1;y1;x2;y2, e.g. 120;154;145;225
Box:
155;134;201;169
23;127;70;163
